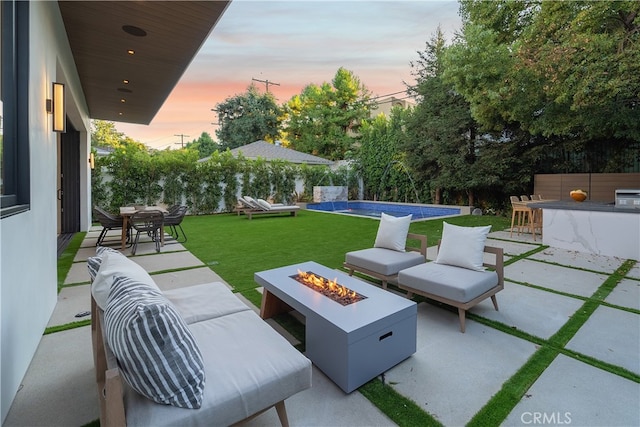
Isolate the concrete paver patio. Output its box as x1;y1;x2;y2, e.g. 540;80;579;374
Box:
4;226;639;426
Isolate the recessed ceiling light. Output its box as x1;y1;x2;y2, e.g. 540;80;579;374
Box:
119;112;123;116
123;79;129;84
120;99;126;103
122;25;147;37
127;49;135;55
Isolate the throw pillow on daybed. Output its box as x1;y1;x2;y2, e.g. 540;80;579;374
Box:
374;213;412;252
105;275;206;409
87;246;121;280
435;221;491;271
88;249;160;309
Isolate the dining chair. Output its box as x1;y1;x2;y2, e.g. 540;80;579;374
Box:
94;206;126;247
129;210;164;255
163;205;188;243
520;195;530;201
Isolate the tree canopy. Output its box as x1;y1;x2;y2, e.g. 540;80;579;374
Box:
283;67;372;160
213;84;282;150
445;0;640;142
185;132;218;159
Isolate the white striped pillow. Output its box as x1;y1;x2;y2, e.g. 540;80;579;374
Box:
87;246;124;281
105;276;205;409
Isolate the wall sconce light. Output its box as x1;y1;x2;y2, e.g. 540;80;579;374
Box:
46;82;66;133
88;152;95;170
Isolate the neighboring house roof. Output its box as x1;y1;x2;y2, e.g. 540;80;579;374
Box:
200;141;334;165
58;1;231;124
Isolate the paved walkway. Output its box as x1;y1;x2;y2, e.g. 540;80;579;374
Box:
4;227;639;426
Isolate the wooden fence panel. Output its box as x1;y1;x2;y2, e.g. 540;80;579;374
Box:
534;173;640;202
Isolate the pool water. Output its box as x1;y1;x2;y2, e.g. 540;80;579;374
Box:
306;201;460;220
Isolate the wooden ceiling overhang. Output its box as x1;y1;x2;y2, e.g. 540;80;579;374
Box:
58;1;231;124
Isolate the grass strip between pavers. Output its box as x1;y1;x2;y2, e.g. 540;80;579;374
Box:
44;319;91;335
360;378;444;427
57;232;86;291
467;259;638;426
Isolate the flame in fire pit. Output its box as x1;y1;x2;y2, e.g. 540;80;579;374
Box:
291;270;367;306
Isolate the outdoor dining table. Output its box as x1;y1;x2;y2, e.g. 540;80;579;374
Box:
119;206;168;250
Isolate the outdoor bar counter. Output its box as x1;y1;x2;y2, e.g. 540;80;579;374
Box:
534;200;640;260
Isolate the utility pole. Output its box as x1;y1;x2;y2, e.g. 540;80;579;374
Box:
174;134;189;148
252;77;280;93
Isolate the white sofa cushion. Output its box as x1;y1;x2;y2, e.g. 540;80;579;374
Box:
346;247;425;276
435;222;491;271
163;282;251;324
105;276;205;409
398;262;499;303
123;309;313;426
374;213;412;252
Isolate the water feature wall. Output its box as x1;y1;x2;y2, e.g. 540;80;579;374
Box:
313;186;348;203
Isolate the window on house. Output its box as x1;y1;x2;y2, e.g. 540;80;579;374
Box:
1;0;30;218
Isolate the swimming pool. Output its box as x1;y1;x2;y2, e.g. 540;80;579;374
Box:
305;201;464;220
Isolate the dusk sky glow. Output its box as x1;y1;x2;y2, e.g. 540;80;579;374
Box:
116;1;462;150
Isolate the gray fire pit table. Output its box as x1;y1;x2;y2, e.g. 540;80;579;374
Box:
255;261;417;393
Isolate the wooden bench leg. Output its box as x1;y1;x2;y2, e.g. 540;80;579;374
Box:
491;295;499;311
275;401;290;427
458;308;466;333
381;280;388;290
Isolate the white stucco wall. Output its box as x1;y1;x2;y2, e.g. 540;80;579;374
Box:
0;2;91;421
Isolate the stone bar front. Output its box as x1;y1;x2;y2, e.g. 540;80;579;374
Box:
535;200;640;260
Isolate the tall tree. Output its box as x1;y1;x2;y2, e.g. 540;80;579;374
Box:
185;131;218;159
213;84;282;150
91;120;124;149
283;67;372;160
404;28;486;206
445;0;640;144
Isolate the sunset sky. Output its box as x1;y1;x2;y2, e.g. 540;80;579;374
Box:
116;1;462;150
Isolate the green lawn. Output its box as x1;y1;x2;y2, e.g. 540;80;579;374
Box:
181;210;511;303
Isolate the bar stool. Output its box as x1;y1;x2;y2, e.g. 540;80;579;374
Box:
510;196;530;238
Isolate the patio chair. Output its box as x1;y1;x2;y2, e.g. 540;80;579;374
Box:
163;205;188;243
344;213;427;289
397;222;504;333
94;206;127;247
129;209;164;255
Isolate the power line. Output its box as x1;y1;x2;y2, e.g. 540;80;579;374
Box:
369;90;408;101
252;77;280;93
174;134;190;148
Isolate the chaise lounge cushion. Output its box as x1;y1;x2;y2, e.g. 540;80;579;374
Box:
105;275;206;409
398;262;499;303
435;222;491;271
123;309;313;426
374;213;412;252
346;247;425;276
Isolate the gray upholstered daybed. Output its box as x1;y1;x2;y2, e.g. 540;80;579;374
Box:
88;247;312;426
